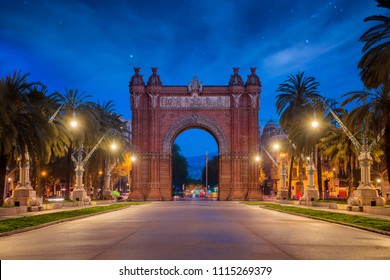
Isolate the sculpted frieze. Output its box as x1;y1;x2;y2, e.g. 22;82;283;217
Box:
160;96;230;108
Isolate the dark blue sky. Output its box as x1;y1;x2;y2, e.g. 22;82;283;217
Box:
0;0;381;156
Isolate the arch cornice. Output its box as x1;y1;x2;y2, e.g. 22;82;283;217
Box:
162;114;229;155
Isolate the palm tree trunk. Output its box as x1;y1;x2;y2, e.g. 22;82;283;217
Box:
34;162;42;196
316;149;323;199
288;153;294;199
347;152;354;197
298;158;303;196
65;144;73;200
384;122;390;186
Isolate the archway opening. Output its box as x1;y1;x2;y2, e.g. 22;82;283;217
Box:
172;128;219;200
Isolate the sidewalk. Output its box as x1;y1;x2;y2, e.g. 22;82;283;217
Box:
0;201;117;221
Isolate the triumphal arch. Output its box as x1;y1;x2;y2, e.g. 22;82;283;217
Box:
128;67;262;201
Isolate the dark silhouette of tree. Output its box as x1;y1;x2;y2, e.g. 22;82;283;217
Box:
276;72;323;198
0;71;69;205
358;0;390;92
172;144;189;189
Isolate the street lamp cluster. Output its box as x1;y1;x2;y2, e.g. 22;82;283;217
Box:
257;97;385;207
308;98;385;207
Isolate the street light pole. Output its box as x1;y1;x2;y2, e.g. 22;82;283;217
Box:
302;149;319;202
205;151;208;192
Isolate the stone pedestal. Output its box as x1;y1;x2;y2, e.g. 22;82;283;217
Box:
71;189;90;202
348;188;386;207
13;189;37;206
347;142;386;207
277;189;289;200
302;188;319;202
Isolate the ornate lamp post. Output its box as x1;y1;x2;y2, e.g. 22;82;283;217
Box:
302;150;319;202
279;152;288;199
309;97;385;207
71;128;120;202
261;144;288;200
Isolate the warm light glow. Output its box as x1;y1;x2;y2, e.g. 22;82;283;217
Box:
377;179;381;183
131;156;136;162
273;143;280;151
311;120;319;128
280;153;287;158
98;170;103;175
41;171;47;176
255;155;260;162
111;143;118;150
70;120;78;128
8;177;11;182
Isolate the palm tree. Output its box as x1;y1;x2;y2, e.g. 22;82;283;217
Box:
342;86;390;186
51;89;96;199
276;72;322;129
0;71;65;205
358;0;390;92
84;100;130;198
276;72;323;197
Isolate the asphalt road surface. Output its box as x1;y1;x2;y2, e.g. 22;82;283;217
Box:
1;201;390;260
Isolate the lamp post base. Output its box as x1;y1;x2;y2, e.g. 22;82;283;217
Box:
71;189;90;203
276;189;289;200
348;188;385;207
301;188;319;202
4;189;42;207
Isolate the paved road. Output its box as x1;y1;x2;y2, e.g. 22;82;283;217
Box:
1;201;390;260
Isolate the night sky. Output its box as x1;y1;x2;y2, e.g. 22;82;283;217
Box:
0;0;381;156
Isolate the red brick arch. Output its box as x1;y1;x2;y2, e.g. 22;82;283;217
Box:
129;67;263;201
162;114;228;155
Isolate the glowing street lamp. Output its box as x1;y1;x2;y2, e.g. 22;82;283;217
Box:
110;142;118;150
70;120;78;128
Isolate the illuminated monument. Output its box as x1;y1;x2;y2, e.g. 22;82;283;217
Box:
129;67;262;201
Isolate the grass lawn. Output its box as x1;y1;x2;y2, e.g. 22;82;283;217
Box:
242;202;390;233
0;202;144;234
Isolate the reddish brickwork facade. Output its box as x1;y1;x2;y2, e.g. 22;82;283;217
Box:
129;67;263;201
